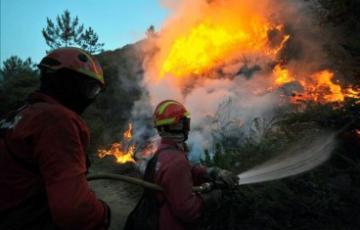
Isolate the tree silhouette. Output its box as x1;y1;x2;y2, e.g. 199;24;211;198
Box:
1;56;36;80
0;56;39;115
42;10;104;54
80;27;104;54
42;10;84;50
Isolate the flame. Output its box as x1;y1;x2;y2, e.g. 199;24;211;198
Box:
344;87;360;102
123;123;133;141
273;65;295;86
158;1;290;78
97;143;136;164
302;70;344;103
273;67;360;104
97;123;136;164
150;0;360;106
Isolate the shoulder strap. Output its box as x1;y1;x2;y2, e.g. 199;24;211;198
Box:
143;146;178;181
142;145;183;205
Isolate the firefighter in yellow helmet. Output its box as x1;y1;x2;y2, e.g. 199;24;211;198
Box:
125;100;238;230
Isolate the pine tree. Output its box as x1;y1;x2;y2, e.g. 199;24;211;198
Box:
146;25;156;38
0;56;39;115
0;56;36;80
79;27;104;54
42;10;84;51
42;10;105;54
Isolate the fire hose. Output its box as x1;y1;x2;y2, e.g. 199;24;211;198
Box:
88;128;343;192
87;173;212;193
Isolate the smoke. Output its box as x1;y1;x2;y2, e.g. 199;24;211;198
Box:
131;0;338;160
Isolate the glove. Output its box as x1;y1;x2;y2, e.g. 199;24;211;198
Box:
200;189;222;209
207;167;238;188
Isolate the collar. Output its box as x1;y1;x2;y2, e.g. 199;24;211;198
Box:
159;138;188;153
160;138;179;147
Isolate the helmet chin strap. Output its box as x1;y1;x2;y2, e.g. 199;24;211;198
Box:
158;129;187;143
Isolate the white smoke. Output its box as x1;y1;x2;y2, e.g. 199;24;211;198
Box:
131;0;337;161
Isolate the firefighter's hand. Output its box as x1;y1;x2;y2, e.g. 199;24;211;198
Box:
207;167;238;188
200;189;222;209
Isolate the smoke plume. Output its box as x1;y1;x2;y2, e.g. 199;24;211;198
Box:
132;0;342;160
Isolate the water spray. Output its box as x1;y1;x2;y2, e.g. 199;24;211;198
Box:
237;131;336;185
88;130;338;192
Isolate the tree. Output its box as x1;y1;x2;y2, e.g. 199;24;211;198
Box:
42;10;104;54
79;27;104;54
0;56;36;81
42;10;84;50
0;56;39;115
146;25;156;38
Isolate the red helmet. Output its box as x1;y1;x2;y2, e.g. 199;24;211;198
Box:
38;47;105;86
153;100;190;127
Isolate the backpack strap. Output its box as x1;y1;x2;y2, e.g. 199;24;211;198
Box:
143;146;181;206
143;146;179;183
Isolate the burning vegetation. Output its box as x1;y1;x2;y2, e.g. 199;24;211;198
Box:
147;0;359;106
97;123;137;163
98;0;359;166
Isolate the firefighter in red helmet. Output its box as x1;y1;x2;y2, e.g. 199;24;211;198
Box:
0;47;110;229
125;100;238;230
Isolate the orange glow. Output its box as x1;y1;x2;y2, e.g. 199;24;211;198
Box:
123;123;133;141
273;68;360;103
151;0;360;105
273;65;295;86
356;129;360;136
344;87;360;102
158;1;290;78
97;123;136;164
273;68;354;103
161;22;271;77
97;143;136;164
304;70;344;103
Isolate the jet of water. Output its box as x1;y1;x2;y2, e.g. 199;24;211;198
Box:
238;131;336;185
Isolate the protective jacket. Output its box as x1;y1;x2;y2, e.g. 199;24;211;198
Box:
155;139;207;230
0;92;109;230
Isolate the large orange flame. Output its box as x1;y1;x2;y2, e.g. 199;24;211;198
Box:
97;123;136;164
157;1;289;78
153;0;359;104
274;68;360;103
306;70;344;102
160;22;279;77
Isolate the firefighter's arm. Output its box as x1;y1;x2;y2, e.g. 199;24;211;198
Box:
34;116;110;230
161;155;203;222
